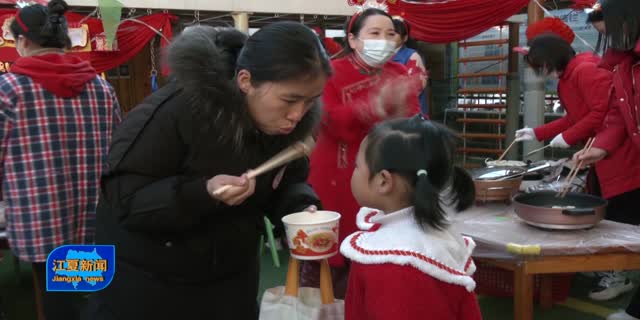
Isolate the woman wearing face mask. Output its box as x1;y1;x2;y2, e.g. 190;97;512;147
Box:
88;23;329;320
304;8;421;299
392;17;429;116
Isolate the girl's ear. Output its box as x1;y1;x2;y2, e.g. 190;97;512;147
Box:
375;170;395;195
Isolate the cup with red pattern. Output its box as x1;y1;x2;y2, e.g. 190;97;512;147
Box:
281;210;341;260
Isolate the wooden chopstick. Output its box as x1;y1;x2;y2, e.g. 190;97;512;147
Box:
557;138;595;198
498;139;518;161
557;139;592;198
558;139;593;198
526;144;551;157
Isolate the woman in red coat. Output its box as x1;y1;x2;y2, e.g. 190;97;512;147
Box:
515;20;612;149
304;8;421;298
575;1;640;318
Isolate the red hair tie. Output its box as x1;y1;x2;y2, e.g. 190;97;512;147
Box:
14;13;28;33
347;12;361;35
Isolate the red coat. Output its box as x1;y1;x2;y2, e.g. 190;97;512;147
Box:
533;53;612;145
341;208;482;320
591;43;640;199
308;55;421;267
345;263;482;320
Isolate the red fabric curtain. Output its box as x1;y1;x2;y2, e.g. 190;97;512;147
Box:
0;10;175;74
384;0;530;43
89;13;175;73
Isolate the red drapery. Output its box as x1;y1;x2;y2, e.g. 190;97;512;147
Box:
0;10;175;74
89;13;175;73
370;0;531;43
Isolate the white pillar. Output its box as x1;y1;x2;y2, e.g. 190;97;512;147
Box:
232;12;250;33
522;67;545;161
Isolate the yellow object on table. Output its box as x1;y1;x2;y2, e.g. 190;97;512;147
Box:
506;243;541;255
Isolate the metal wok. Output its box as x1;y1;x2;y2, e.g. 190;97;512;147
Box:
513;191;607;230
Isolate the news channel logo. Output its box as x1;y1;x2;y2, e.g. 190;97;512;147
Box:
46;245;115;292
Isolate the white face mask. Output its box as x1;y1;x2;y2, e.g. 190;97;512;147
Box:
357;39;397;67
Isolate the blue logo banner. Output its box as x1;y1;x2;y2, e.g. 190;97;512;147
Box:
46;245;115;292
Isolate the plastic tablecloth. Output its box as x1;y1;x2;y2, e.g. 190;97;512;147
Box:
451;204;640;259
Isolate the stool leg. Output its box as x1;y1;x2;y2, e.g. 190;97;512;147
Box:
319;259;335;304
264;217;280;268
284;257;300;297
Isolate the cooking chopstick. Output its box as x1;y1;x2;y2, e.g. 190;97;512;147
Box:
556;138;591;198
526;144;551;157
557;138;595;198
558;140;589;195
498;139;518;161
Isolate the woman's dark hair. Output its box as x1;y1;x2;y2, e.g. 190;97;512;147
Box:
524;34;576;75
237;21;332;85
587;8;607;52
10;0;71;49
392;17;418;49
335;8;393;58
602;0;640;51
587;9;604;23
167;23;327;151
363;116;475;231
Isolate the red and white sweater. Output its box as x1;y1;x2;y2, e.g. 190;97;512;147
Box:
340;207;482;320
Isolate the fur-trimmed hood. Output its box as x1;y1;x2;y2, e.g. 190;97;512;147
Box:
167;25;320;152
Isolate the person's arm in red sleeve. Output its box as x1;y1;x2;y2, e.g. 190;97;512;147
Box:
407;52;427;89
593;103;628;154
562;64;613;145
533;116;572;141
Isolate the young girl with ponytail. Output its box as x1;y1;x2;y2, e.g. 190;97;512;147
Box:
340;116;481;320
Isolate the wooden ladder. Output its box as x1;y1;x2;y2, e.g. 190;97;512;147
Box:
456;26;514;168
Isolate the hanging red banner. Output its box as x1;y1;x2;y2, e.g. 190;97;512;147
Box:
0;10;175;74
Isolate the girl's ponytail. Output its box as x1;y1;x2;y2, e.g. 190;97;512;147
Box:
413;169;448;231
450;166;475;212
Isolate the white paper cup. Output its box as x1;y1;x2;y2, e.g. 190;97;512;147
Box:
281;210;341;260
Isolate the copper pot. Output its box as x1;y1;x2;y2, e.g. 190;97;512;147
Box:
474;177;523;202
513;191;607;230
469;167;525;203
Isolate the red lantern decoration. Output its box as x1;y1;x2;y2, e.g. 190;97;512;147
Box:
526;17;576;44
